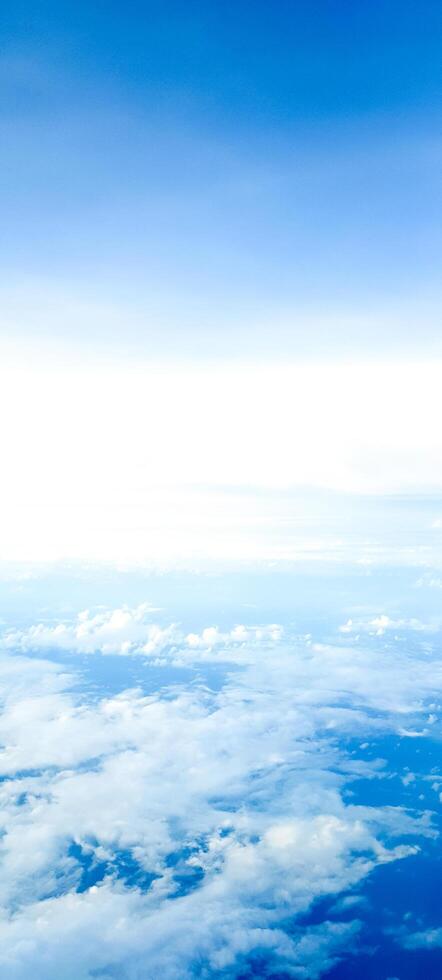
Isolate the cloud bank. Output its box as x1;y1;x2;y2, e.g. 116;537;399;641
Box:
0;608;440;977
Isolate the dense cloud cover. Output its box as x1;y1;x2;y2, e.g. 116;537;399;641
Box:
1;592;441;979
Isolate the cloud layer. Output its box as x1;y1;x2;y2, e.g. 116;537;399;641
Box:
0;605;441;977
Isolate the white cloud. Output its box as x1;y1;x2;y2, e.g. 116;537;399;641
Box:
415;575;442;590
0;611;440;976
401;926;442;949
2;604;176;657
1;606;283;661
339;614;437;636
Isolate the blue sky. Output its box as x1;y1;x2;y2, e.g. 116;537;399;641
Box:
1;1;442;561
1;0;441;359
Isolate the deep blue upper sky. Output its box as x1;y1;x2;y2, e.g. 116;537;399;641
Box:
1;0;441;358
3;0;441;120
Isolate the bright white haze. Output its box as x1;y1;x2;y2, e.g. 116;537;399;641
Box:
1;354;441;561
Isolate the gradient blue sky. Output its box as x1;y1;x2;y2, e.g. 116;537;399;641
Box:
1;0;441;359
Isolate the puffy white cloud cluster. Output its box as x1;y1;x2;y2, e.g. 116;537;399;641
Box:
0;612;440;978
1;605;282;661
339;613;437;636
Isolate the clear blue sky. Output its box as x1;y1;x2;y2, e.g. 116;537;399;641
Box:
1;0;441;358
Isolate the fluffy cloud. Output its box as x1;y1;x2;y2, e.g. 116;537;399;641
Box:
339;614;437;636
1;605;282;661
0;610;440;978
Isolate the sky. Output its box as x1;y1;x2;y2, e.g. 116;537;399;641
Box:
1;358;442;562
1;0;441;363
2;5;442;980
1;0;442;562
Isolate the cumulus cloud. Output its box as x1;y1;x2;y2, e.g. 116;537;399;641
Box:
0;611;440;977
1;605;283;661
339;613;437;636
